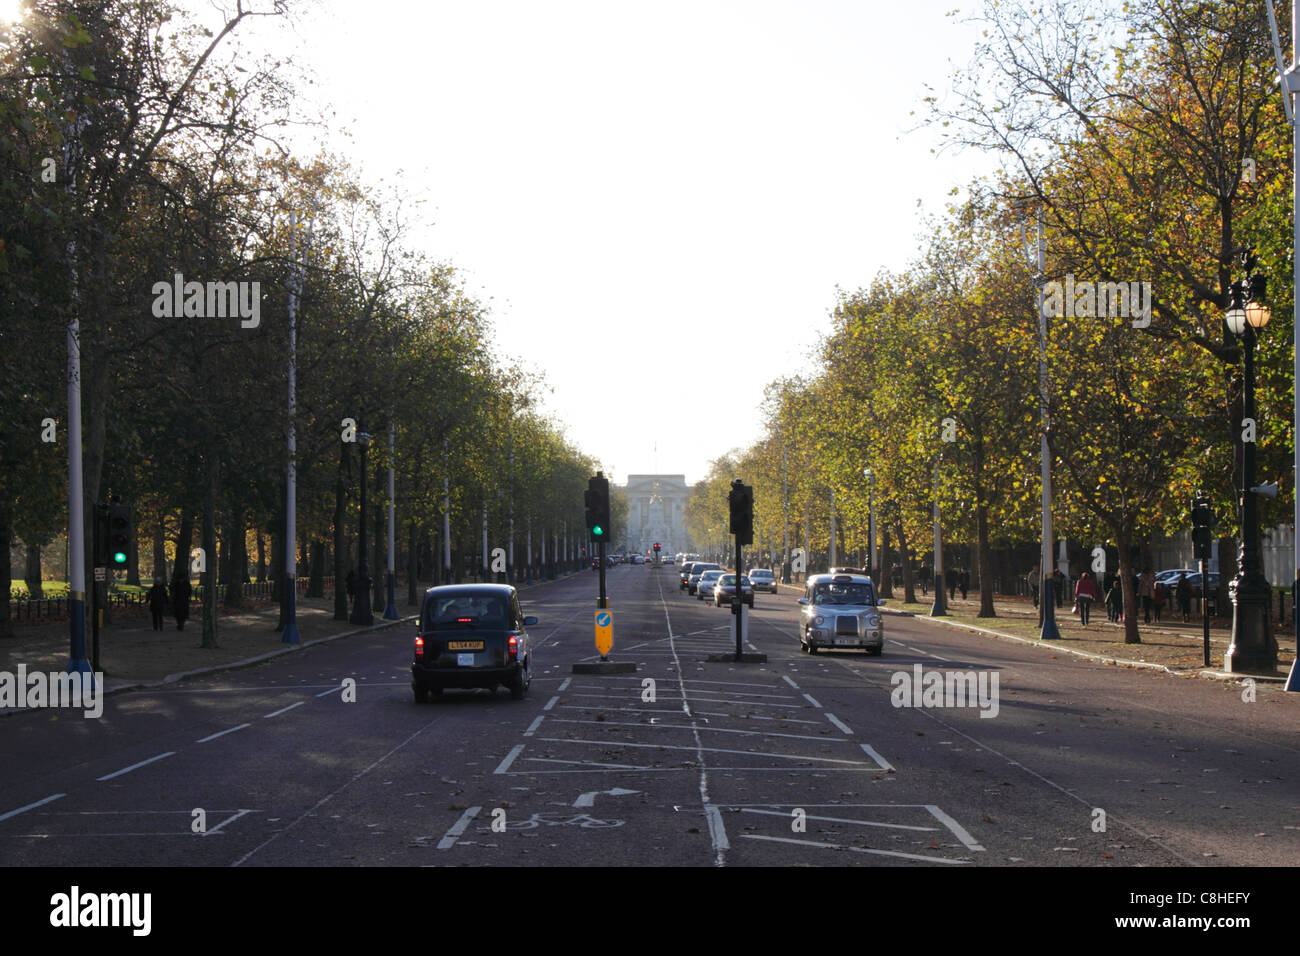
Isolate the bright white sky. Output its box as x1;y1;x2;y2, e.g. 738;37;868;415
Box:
244;0;997;484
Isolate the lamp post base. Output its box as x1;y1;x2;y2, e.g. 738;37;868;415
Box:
1226;573;1278;673
1039;579;1061;640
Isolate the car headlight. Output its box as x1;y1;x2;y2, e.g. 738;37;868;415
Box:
813;615;824;625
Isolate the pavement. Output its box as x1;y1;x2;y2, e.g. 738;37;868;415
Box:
778;583;1295;684
0;571;586;715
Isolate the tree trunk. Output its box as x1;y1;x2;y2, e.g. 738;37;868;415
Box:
1118;527;1140;644
24;543;43;599
896;521;915;605
176;507;195;582
977;503;995;617
152;518;167;585
224;502;245;606
201;453;219;648
373;501;385;611
879;526;893;599
0;502;13;639
408;521;419;605
308;541;325;598
255;523;266;582
333;442;350;621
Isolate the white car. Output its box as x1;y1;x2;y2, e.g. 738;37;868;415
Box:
747;568;778;593
798;573;884;655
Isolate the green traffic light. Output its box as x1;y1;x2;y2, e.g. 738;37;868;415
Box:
593;526;604;537
113;552;127;564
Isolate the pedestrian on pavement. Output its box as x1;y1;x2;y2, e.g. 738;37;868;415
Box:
147;577;168;631
1139;568;1155;623
919;563;929;596
1075;569;1099;626
1105;576;1123;622
1054;567;1065;607
959;568;969;600
1029;564;1040;608
947;566;957;601
171;571;191;631
346;567;356;599
1153;580;1167;622
1176;573;1192;623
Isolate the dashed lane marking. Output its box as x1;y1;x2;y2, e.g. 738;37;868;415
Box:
802;693;822;708
0;793;64;823
437;806;482;850
97;752;175;782
824;713;853;735
860;744;895;772
493;744;526;775
523;715;544;736
262;701;304;719
196;723;251;743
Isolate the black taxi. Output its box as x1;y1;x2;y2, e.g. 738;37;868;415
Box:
412;584;536;701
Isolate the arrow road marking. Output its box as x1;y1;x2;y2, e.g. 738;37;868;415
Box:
572;787;640;808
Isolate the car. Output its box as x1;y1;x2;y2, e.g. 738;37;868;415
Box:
695;569;724;600
747;568;778;593
632;554;645;565
687;563;721;595
798;572;885;656
713;573;754;607
679;561;699;590
412;584;535;701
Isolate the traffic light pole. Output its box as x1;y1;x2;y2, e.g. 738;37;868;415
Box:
597;540;608;610
1202;553;1211;667
734;531;743;661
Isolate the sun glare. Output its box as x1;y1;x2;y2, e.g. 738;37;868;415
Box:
0;0;24;25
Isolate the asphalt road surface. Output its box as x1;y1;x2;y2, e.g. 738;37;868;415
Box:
2;563;1297;867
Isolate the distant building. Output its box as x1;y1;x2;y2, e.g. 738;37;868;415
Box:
620;475;690;556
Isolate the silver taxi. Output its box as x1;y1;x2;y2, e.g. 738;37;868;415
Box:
798;572;885;655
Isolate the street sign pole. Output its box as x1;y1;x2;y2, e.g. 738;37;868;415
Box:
734;530;743;661
1202;553;1211;668
598;539;607;610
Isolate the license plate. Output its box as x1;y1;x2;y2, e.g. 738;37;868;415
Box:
448;641;484;651
836;637;859;645
457;653;476;667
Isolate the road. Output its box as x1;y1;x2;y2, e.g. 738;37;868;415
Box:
1;563;1297;867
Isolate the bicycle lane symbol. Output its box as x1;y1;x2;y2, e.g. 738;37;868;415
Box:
504;813;624;830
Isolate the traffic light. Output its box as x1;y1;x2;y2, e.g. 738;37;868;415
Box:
728;479;753;546
107;503;132;568
1191;495;1213;560
653;543;661;554
585;474;611;540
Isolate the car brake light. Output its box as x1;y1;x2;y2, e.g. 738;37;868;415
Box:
414;635;424;658
508;635;518;660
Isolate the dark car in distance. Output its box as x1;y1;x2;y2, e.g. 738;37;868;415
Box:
412;584;536;702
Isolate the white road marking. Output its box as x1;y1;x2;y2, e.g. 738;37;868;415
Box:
542;695;560;711
705;804;729;852
824;712;853;735
493;744;526;775
196;723;251;743
925;804;986;851
203;809;254;837
740;833;970;864
548;718;853;744
437;806;482;849
262;701;304;719
557;677;572;692
782;675;800;689
523;757;654;770
97;752;175;781
523;715;544;736
0;793;64;823
573;787;639;808
314;685;345;698
535;737;876;766
738;808;938;831
859;744;895;772
802;693;822;708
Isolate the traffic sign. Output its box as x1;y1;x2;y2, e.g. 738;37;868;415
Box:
595;609;613;657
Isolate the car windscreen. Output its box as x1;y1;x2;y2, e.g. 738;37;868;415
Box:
423;594;509;630
811;582;876;606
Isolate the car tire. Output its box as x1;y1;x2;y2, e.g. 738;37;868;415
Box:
413;683;429;704
868;647;883;657
808;642;819;654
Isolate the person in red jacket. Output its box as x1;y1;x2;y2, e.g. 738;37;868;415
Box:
1074;569;1100;626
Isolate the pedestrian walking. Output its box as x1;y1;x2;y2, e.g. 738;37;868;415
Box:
1176;573;1192;623
171;571;191;631
959;568;969;600
346;567;356;598
1139;568;1155;623
919;563;929;596
1153;580;1167;622
1105;576;1123;622
1054;567;1065;608
147;577;168;631
1075;569;1099;626
1029;564;1040;608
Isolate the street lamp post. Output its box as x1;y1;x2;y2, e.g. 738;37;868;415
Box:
864;467;876;580
1225;268;1279;672
383;423;398;620
1022;206;1061;639
350;429;374;626
930;456;946;617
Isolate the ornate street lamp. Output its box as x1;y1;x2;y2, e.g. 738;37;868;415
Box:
1224;266;1279;672
350;429;374;626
